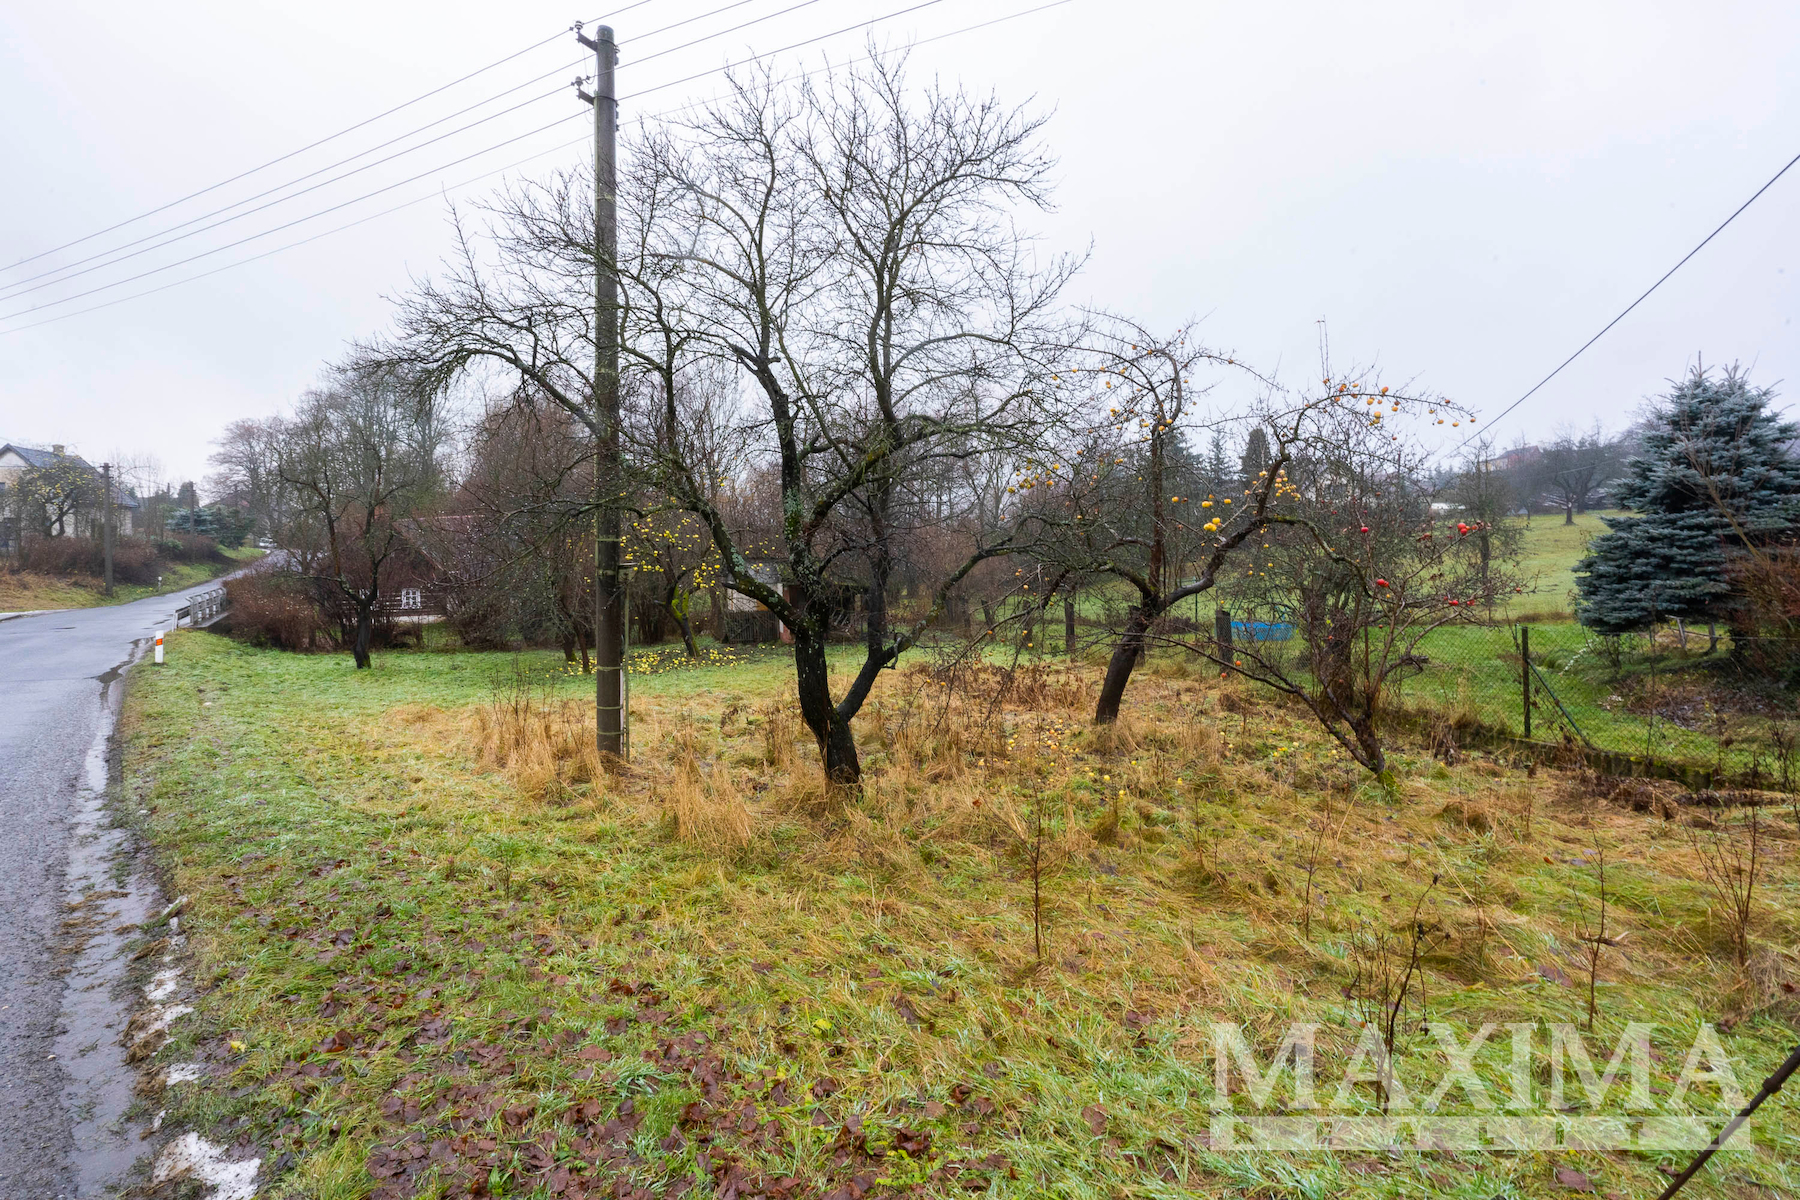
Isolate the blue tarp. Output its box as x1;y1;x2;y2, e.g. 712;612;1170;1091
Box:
1230;620;1294;642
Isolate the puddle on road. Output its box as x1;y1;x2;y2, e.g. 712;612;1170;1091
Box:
55;650;164;1196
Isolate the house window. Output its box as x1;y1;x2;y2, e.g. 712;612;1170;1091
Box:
400;588;422;610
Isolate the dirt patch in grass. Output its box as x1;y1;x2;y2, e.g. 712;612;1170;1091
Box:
122;633;1800;1199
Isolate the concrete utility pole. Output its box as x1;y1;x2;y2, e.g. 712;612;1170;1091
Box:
576;24;624;758
100;462;114;596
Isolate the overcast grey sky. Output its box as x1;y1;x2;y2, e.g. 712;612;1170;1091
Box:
2;0;1795;491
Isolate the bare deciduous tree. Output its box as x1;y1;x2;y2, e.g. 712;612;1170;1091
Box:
1531;423;1623;524
396;54;1079;787
278;355;446;668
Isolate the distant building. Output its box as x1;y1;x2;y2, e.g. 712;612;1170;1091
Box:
1494;444;1542;473
723;559;787;643
0;443;139;551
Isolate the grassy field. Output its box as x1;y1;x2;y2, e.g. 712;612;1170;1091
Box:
1387;622;1790;781
120;631;1800;1199
1502;511;1620;621
0;545;261;611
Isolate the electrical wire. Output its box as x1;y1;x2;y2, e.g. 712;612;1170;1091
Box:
620;0;769;46
624;0;947;95
0;0;672;276
638;0;1072;118
0;112;588;322
0;81;579;302
5;0;862;300
1;0;1076;333
629;0;830;68
0;139;596;336
1451;147;1800;455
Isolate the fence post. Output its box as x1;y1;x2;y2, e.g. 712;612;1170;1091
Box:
1520;625;1531;740
1064;596;1076;655
1215;608;1233;660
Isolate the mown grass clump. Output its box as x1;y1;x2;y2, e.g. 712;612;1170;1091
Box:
122;631;1800;1199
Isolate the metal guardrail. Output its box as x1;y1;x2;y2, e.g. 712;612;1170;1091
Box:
176;586;227;628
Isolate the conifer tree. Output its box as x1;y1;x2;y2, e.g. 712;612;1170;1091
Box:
1575;365;1800;634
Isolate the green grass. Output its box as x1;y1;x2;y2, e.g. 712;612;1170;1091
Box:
119;632;1800;1199
1503;511;1621;620
0;545;261;611
1390;620;1786;783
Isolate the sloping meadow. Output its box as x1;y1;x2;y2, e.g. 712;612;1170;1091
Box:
122;633;1800;1199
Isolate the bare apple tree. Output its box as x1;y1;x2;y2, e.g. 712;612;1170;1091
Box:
394;54;1078;787
1162;373;1512;785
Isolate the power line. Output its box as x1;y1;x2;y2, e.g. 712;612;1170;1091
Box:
0;112;588;322
622;0;769;46
1452;146;1800;456
0;81;578;303
1;0;1076;333
639;0;1073;114
0;139;597;336
630;0;830;68
623;0;950;100
2;33;568;275
4;0;857;302
1;0;668;276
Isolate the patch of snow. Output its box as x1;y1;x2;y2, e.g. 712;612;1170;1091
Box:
152;1132;260;1200
141;1003;193;1040
146;967;181;1002
164;1063;206;1085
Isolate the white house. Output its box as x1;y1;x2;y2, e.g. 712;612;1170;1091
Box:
0;443;138;550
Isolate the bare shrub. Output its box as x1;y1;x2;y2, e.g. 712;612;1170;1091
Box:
1575;838;1610;1031
1298;781;1351;938
1687;805;1763;968
19;535;160;584
758;702;801;774
994;787;1069;964
1344;876;1445;1113
223;572;333;651
470;664;601;802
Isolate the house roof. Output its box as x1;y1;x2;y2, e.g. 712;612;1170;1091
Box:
0;444;139;508
1;443;93;471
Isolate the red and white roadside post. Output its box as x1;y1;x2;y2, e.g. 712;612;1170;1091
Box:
154;630;165;665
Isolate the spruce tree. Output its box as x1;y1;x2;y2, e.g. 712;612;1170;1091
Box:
1575;365;1800;634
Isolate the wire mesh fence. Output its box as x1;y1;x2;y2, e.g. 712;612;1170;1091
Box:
1385;619;1800;788
943;589;1799;789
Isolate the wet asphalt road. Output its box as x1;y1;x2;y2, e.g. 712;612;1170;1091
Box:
0;585;223;1198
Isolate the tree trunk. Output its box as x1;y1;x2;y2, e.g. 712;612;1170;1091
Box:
1563;503;1575;525
1349;710;1389;784
562;629;578;664
1064;597;1077;655
793;629;859;785
1094;604;1153;724
352;597;374;669
677;612;699;659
